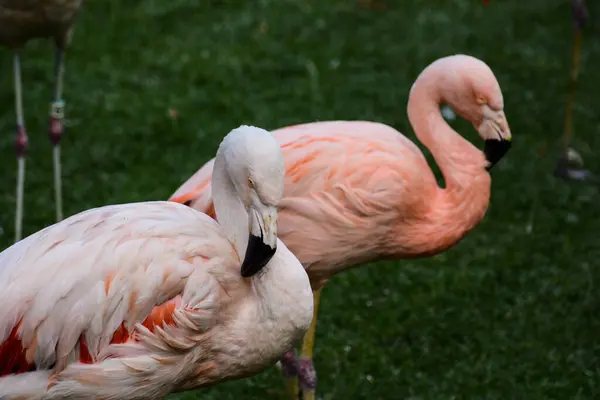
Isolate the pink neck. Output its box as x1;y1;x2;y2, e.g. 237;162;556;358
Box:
396;79;491;257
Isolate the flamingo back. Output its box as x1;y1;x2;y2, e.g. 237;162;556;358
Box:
170;121;438;285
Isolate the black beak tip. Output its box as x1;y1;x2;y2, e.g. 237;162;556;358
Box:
484;139;512;171
240;234;277;278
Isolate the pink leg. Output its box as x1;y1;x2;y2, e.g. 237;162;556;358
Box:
297;358;317;395
48;46;66;222
281;349;301;400
13;52;28;243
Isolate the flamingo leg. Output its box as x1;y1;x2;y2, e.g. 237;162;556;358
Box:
13;51;29;243
280;349;300;400
297;289;322;400
555;0;594;183
562;24;582;150
49;45;66;222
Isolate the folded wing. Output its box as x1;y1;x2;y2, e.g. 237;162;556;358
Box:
0;201;238;376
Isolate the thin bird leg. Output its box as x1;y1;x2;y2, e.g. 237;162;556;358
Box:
564;0;587;149
297;289;322;400
280;349;300;400
555;0;594;183
13;51;29;243
49;45;66;222
562;26;582;150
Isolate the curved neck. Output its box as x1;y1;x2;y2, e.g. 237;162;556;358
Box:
399;75;491;256
211;152;249;260
407;75;489;187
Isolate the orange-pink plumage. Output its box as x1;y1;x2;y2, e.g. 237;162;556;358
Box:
0;299;179;376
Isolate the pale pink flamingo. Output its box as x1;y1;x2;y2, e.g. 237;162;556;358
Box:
169;54;513;400
0;125;314;399
1;0;83;242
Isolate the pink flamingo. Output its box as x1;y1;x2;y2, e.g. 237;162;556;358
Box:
0;125;314;399
0;0;83;242
170;54;513;400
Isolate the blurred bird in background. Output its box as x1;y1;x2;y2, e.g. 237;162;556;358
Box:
0;0;83;242
553;0;598;185
479;0;596;185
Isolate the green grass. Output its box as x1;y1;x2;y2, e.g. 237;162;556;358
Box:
1;0;600;398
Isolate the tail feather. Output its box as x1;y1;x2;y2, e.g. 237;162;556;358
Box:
0;355;185;400
0;370;51;400
44;356;180;400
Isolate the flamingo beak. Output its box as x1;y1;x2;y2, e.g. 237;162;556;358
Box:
481;108;512;171
241;205;278;278
484;138;511;171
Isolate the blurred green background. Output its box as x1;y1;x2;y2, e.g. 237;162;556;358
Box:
1;0;600;398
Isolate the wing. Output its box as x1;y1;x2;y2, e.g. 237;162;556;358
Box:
170;120;431;219
0;201;239;376
272;121;424;196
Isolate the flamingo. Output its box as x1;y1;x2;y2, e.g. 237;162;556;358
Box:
554;0;596;183
485;0;593;182
170;54;513;400
0;125;314;399
0;0;83;242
